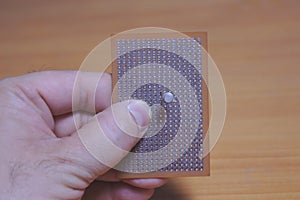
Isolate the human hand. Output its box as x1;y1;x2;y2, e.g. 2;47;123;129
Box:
0;71;167;200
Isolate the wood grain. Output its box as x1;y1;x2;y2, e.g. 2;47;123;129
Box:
1;0;300;199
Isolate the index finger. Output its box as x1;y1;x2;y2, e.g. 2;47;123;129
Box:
12;70;112;116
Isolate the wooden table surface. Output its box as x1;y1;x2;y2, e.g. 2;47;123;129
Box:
1;0;299;199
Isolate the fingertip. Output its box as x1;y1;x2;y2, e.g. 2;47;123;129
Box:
83;181;155;200
68;100;152;178
128;100;152;127
122;178;168;189
113;183;155;200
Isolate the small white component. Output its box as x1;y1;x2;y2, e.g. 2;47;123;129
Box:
163;92;174;103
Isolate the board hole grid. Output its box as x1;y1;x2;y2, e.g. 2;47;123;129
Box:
112;35;209;177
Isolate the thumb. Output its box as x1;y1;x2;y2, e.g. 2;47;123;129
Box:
57;100;151;182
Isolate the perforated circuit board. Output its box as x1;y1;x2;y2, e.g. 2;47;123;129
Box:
111;32;209;178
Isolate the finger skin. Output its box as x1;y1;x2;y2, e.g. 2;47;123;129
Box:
123;178;168;189
54;111;93;137
82;181;155;200
0;71;165;200
62;100;151;178
6;70;112;116
97;169;168;189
